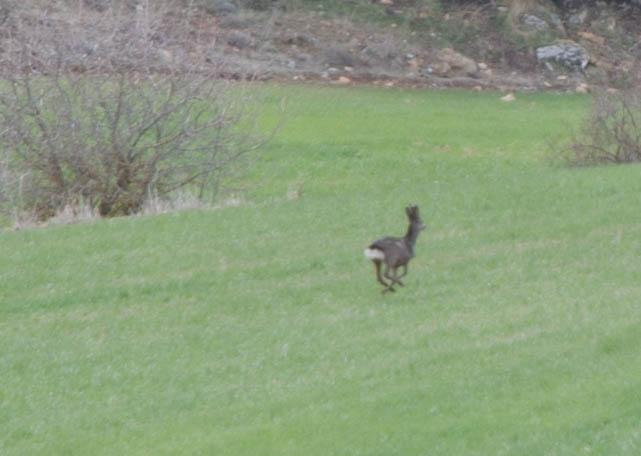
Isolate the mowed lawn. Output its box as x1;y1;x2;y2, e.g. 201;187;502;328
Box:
2;86;641;455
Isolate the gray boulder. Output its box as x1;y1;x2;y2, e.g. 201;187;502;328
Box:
536;41;589;70
520;14;549;31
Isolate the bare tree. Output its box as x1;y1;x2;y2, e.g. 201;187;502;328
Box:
565;89;641;166
0;2;276;220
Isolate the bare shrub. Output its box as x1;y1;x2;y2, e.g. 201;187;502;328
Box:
565;89;641;166
0;3;276;221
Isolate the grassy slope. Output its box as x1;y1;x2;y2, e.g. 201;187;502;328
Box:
2;86;641;455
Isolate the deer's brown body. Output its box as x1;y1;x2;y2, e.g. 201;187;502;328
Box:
364;205;426;293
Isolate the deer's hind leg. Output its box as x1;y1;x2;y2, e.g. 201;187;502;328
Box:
374;260;391;290
384;264;405;287
394;264;408;286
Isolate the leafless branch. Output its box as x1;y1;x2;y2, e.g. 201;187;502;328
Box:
565;87;641;166
0;2;281;221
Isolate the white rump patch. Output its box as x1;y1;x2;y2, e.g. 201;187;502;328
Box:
364;248;385;260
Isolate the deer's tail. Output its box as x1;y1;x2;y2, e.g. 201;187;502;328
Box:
364;247;385;261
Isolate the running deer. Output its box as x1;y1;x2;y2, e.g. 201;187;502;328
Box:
364;205;426;293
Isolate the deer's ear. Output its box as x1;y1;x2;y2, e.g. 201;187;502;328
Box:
405;206;412;217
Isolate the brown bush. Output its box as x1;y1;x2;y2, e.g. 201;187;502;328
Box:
0;4;276;220
565;89;641;166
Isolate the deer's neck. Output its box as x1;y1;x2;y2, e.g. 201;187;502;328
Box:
404;223;421;254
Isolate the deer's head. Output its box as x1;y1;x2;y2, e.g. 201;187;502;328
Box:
406;205;426;231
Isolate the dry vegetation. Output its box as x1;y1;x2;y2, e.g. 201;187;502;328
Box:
566;87;641;165
0;1;275;223
560;51;641;166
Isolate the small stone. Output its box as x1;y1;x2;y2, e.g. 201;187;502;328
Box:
501;93;516;102
336;76;351;84
575;83;589;94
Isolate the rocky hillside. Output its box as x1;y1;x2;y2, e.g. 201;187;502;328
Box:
202;0;641;91
2;0;641;91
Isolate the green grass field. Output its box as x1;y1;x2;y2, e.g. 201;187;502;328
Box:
2;86;641;455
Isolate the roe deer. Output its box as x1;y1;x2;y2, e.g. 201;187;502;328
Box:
364;205;426;293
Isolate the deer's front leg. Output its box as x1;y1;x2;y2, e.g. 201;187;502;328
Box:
395;264;408;286
384;265;405;287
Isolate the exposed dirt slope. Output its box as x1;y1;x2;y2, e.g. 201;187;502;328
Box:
2;0;640;91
